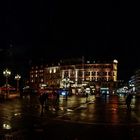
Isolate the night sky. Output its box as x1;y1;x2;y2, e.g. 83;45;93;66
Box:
0;0;139;82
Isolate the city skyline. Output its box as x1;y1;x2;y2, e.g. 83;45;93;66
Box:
0;46;138;82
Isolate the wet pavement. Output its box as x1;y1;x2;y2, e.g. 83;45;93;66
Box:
0;94;140;140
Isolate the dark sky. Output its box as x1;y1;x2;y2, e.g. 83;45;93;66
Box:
0;0;139;81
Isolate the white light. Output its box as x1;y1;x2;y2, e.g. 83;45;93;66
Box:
3;123;12;129
41;84;47;87
50;69;52;73
53;68;56;73
3;69;11;77
61;91;66;95
15;74;21;80
113;59;118;63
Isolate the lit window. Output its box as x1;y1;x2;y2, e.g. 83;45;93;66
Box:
54;68;56;73
50;69;52;73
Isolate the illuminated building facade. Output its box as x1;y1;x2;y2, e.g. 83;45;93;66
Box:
130;69;140;93
44;66;61;88
59;59;118;94
29;65;45;89
29;59;118;94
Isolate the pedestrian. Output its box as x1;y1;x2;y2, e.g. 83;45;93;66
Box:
85;92;88;102
39;94;42;103
39;94;44;113
125;92;133;110
56;91;60;102
44;92;49;108
39;93;48;113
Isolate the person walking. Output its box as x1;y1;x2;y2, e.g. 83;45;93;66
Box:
125;92;133;110
39;92;48;114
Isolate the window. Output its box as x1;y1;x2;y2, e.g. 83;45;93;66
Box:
92;72;96;76
85;72;90;76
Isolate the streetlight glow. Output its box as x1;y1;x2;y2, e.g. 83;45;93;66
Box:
3;69;11;77
15;74;21;92
3;69;11;98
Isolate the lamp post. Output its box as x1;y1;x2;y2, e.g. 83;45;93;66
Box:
3;69;11;98
15;74;21;92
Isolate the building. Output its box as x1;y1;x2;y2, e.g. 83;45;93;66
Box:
29;65;45;90
135;69;140;93
129;69;140;93
29;58;118;95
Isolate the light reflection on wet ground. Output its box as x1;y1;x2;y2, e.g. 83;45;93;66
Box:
0;94;140;139
56;95;140;125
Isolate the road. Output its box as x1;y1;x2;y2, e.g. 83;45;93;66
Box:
0;94;140;140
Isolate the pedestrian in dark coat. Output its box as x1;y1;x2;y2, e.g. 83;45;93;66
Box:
126;93;133;110
39;93;48;113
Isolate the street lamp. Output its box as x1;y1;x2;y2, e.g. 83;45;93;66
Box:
3;69;11;98
15;74;21;92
